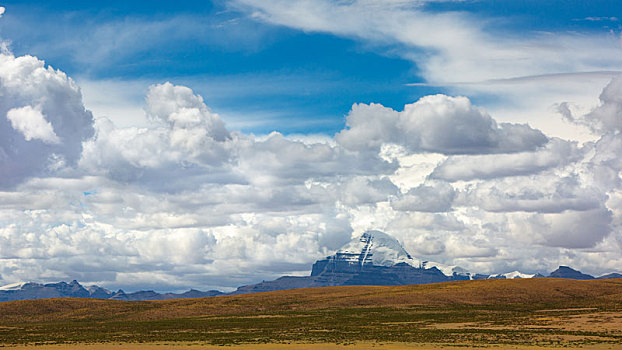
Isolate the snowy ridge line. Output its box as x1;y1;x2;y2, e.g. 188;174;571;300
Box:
3;231;620;301
334;231;531;279
0;282;27;291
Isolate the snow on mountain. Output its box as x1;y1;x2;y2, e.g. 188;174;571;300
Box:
333;231;535;280
1;230;615;301
0;282;27;291
336;230;419;267
333;230;476;278
489;271;536;279
87;285;113;298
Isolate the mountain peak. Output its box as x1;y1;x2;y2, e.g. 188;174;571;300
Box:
549;266;594;280
335;230;416;268
0;282;27;291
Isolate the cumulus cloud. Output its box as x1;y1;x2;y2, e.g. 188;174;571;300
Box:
391;181;455;212
235;132;396;187
6;105;60;144
457;175;606;214
559;77;622;190
80;97;396;193
336;95;547;154
585;76;622;133
145;82;229;142
510;208;613;249
79;83;236;189
430;138;582;181
561;76;622;134
0;52;94;188
2;46;622;290
339;177;399;206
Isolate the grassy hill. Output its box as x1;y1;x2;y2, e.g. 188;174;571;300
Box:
1;278;622;346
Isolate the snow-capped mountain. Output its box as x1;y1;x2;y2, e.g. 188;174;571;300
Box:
329;230;465;274
1;230;619;302
333;230;416;267
237;230;477;293
236;230;620;293
488;271;537;279
0;282;27;291
326;231;543;280
310;230;471;279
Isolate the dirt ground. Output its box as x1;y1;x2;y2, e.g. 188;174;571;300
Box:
2;343;622;350
2;280;622;348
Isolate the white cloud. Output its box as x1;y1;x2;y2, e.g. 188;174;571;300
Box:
457;174;606;214
391;181;455;212
234;0;622;82
339;177;399;206
561;76;622;134
430;138;582;181
6;105;60;144
145;82;229;141
509;208;612;249
79;83;238;189
2;45;622;290
0;52;94;188
336;95;547;154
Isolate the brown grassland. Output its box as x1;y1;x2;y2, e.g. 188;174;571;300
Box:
1;278;622;349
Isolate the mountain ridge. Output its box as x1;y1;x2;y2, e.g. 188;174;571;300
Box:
1;231;620;302
2;278;622;346
0;280;224;302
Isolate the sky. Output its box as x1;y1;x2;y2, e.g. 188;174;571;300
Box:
0;0;621;292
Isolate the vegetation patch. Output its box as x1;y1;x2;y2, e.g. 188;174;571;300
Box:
1;278;621;347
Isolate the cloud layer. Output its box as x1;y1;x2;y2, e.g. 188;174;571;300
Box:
336;95;547;154
0;52;94;188
1;48;622;292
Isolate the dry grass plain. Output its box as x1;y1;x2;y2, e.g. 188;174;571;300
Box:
1;278;622;349
2;343;622;350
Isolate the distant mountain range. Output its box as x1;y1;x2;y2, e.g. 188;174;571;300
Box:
1;231;620;302
232;231;618;293
0;280;224;302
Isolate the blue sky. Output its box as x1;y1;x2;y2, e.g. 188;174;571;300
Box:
1;1;622;292
2;0;618;135
1;0;427;134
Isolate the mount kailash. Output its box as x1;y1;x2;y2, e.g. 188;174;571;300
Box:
1;230;620;302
